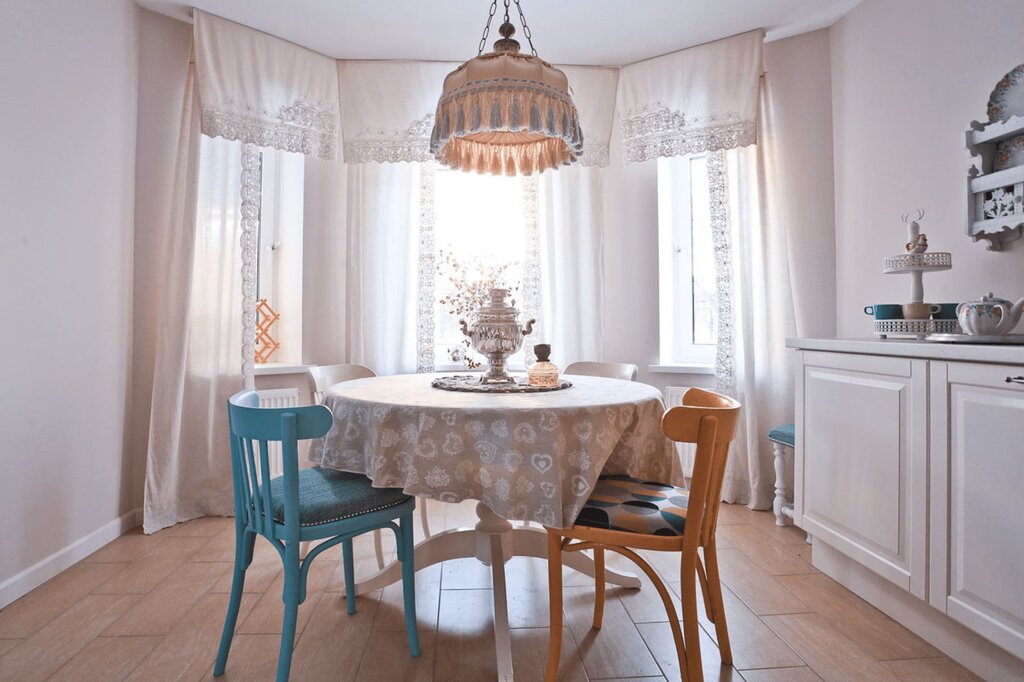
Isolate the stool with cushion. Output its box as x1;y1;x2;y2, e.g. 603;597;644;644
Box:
216;391;419;682
769;423;795;526
544;387;741;682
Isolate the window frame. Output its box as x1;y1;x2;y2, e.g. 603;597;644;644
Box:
656;154;717;370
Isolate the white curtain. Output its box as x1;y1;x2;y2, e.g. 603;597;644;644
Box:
345;163;422;375
537;165;606;365
616;30;763;162
143;58;243;531
715;80;797;508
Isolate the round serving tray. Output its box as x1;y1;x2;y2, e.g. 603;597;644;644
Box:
882;252;952;273
431;375;573;393
925;333;1024;345
874;319;961;338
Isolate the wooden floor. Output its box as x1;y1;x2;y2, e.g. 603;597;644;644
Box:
0;501;979;681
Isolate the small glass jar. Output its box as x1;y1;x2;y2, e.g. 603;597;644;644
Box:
527;344;559;388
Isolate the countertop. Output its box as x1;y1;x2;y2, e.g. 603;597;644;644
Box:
786;337;1024;365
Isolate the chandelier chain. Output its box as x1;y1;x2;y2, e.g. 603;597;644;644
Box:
477;0;498;55
513;0;537;56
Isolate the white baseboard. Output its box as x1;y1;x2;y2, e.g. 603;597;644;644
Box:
813;541;1024;681
0;507;142;609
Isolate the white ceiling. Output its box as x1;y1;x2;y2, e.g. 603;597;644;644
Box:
137;0;860;66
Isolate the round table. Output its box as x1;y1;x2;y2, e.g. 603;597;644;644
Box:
307;373;679;681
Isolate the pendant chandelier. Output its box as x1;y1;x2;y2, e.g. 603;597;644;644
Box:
430;0;583;176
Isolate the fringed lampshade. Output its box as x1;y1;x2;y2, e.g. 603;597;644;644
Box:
430;1;583;176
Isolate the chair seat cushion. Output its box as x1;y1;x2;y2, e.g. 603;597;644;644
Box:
575;475;689;536
768;423;796;447
270;467;410;527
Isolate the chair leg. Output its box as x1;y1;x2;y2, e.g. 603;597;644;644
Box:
342;538;357;615
680;557;703;682
399;512;421;657
214;527;253;676
418;497;432;538
276;542;302;682
702;542;732;665
545;531;563;682
696;555;714;623
593;547;606;629
773;441;788;526
373;529;385;570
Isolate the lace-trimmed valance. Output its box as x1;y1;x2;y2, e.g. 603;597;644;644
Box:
339;61;616;168
194;11;340;161
616;30;763;163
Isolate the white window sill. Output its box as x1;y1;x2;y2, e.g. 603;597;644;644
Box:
254;363;312;376
649;363;715;375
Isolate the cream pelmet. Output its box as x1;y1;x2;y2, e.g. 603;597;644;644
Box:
431;51;583;175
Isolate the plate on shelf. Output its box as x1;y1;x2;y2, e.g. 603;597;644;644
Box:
926;333;1024;345
988;62;1024;123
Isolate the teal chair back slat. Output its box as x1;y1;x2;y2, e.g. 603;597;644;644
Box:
227;391;333;539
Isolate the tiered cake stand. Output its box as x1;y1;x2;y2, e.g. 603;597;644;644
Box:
876;251;961;339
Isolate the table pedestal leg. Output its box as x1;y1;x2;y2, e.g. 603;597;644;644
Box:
350;504;642;680
475;503;515;682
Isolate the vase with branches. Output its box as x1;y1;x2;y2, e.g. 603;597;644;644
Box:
436;248;521;369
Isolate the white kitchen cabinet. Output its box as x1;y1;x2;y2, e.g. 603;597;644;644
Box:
794;350;928;597
930;361;1024;659
789;338;1024;678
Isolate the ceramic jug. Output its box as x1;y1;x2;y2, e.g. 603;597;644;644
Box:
956;292;1024;335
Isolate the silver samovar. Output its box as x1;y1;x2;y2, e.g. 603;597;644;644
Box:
459;288;535;384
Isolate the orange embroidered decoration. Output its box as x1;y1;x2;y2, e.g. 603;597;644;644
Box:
254;298;281;364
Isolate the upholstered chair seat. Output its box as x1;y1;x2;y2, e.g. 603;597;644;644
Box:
576;476;689;536
269;467;411;527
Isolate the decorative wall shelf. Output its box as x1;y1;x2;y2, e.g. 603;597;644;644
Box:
966;113;1024;251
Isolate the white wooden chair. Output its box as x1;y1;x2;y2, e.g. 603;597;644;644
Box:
308;363;376;404
307;363;432;569
563;361;639;382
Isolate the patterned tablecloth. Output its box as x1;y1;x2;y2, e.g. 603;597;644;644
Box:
306;373;679;529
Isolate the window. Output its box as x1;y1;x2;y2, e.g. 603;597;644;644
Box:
430;166;530;370
255;147;305;365
656;154;718;367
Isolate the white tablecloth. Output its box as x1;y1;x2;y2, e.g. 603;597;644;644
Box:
306;373;680;528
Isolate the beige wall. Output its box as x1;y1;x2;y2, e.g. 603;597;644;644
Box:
602;29;837;393
0;0;139;599
831;0;1024;337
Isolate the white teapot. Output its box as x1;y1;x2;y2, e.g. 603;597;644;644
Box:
956;293;1024;335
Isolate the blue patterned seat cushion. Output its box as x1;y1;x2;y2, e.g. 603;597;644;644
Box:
768;423;795;447
269;467;410;527
575;475;689;536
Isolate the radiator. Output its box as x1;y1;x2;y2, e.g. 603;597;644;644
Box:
663;387;697;478
256;388;301;479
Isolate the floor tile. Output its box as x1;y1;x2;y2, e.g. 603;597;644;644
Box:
49;634;161;681
636;619;740;681
879;656;981;681
94;537;209;594
714;548;812;616
776;573;939;661
0;561;126;638
761;612;899;682
104;560;228;636
563;585;662;679
739;666;823;681
355;630;435;681
0;593;139;681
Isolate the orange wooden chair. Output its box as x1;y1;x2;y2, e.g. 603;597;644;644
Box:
545;387;741;682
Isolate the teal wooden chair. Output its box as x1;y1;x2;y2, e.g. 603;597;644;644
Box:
215;390;420;682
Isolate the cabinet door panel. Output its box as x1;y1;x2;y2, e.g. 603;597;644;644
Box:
797;353;927;596
943;365;1024;658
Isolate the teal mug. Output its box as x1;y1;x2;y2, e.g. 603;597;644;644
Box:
864;304;903;320
933;303;959;320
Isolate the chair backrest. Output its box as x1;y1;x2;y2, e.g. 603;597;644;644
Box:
563;361;639;382
307;363;376;403
227;390;333;539
661;387;741;554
